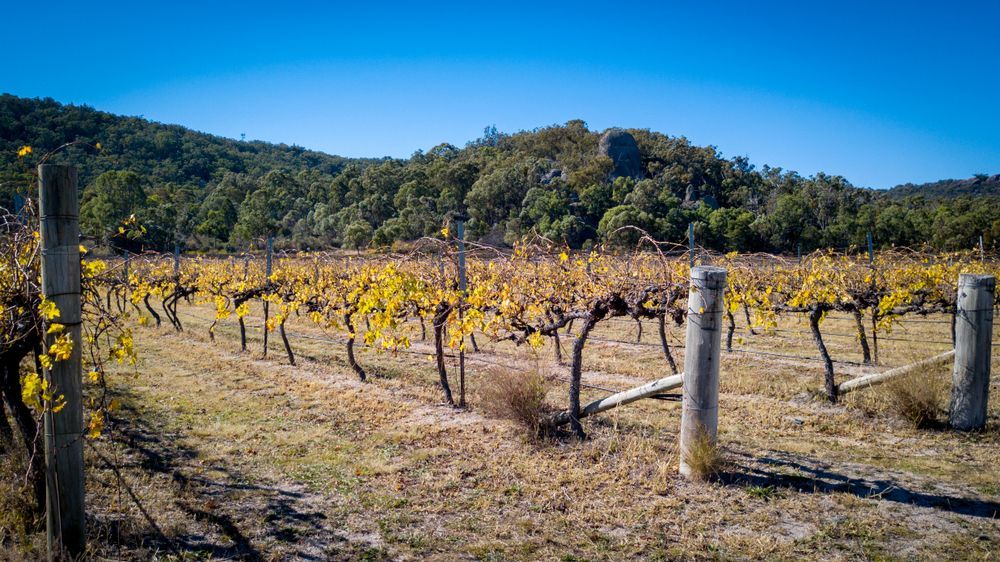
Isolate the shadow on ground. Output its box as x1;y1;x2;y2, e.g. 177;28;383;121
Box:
719;450;1000;519
87;387;387;561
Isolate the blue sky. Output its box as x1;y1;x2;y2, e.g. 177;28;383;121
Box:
2;1;998;188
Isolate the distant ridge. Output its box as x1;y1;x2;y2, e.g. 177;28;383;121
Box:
886;174;1000;199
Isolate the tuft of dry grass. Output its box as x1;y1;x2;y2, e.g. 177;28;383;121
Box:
0;436;43;555
475;367;551;435
883;369;947;428
681;425;725;481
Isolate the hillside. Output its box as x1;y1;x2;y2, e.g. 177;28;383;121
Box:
887;174;1000;199
0;94;358;187
1;94;997;253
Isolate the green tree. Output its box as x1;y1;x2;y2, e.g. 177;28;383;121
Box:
80;170;147;244
343;220;373;251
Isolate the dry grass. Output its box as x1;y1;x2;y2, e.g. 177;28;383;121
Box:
0;436;43;558
475;367;551;435
7;303;998;559
681;425;725;481
883;369;948;428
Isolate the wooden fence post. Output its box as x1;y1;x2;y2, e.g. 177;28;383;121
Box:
949;273;995;431
456;218;467;408
679;266;727;479
173;242;180;276
38;164;86;557
688;223;696;268
262;234;274;356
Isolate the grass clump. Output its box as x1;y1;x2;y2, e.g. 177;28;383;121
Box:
883;369;947;428
477;368;551;435
681;425;724;481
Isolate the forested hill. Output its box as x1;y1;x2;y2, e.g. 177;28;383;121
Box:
0;94;357;188
886;174;1000;199
1;93;997;253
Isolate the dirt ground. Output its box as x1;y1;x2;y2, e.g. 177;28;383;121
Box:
39;304;1000;560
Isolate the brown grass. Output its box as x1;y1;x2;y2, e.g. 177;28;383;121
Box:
475;367;551;435
681;425;725;481
6;303;995;560
0;436;43;557
883;369;948;428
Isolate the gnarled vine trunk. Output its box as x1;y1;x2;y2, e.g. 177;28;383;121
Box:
1;348;45;514
658;312;678;374
567;316;598;439
144;294;161;327
852;308;872;365
725;310;736;352
809;308;837;403
279;320;295;366
433;304;454;405
344;313;367;382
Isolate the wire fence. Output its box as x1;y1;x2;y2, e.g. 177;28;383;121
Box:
172;298;955;400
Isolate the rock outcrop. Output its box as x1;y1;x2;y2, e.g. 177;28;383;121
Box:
598;128;644;180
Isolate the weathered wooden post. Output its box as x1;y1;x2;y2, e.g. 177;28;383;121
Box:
949;273;995;431
688;223;696;268
173;242;180;276
38;164;85;557
262;234;274;356
455;216;467;408
679;266;727;479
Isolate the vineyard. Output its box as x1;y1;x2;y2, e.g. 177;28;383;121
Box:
111;240;999;422
3;167;1000;559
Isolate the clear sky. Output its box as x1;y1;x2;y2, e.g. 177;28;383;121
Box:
2;1;998;188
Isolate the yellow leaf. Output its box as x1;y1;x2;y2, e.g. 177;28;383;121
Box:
86;412;104;439
38;299;60;320
527;332;544;349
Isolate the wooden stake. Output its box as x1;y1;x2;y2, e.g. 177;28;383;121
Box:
38;164;85;557
456;219;467;408
949;274;995;431
838;350;954;395
679;266;727;479
262;235;274;357
544;373;684;427
688;223;696;268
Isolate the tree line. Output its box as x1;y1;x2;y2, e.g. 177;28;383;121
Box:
2;94;997;253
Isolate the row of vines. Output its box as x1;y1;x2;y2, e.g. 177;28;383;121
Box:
107;238;999;438
2;199;998;524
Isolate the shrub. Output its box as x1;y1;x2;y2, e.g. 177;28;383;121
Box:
477;368;551;435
